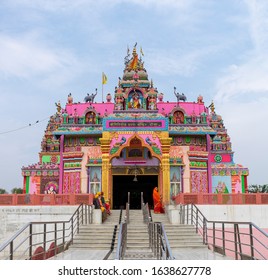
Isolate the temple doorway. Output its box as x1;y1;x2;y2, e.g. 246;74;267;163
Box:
112;175;158;209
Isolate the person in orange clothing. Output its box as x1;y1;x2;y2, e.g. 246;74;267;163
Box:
100;191;111;215
153;187;165;214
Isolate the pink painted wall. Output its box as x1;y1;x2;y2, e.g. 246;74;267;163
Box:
30;176;40;194
65;102;114;117
65;101;207;118
206;227;268;260
157;101;207;116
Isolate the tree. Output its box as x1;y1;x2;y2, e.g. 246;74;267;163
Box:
0;188;8;194
248;184;268;193
11;188;23;194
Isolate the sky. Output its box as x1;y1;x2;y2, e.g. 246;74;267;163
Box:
0;0;267;192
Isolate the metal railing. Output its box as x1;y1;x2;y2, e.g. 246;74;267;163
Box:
103;225;118;260
104;203;129;260
125;202;130;224
142;201;173;260
142;202;152;223
0;204;93;260
115;222;127;260
148;222;174;260
180;204;268;260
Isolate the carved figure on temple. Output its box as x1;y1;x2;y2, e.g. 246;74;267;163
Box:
197;95;203;104
55;101;62;114
148;95;157;110
174;87;187;102
84;89;97;103
128;91;141;109
173;111;184;124
73;108;78;124
85;111;96;124
106;93;112;102
158;92;164;102
67;93;73;104
114;95;124;110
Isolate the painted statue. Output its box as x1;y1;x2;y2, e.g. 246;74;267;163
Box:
174;87;187;102
128;92;141;109
67;93;73;104
115;95;124;110
148;95;157;110
84;90;97;103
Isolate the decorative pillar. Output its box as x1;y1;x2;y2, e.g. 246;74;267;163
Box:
100;132;111;201
59;135;64;194
159;133;172;205
206;134;212;193
87;167;90;193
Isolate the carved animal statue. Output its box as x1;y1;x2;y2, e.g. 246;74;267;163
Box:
174;87;187;102
84;92;97;103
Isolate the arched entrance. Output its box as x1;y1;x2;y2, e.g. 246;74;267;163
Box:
112;175;158;209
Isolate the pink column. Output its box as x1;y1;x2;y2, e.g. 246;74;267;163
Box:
206;134;212;193
59;135;64;194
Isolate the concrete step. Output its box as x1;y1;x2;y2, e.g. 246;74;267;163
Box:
71;244;113;249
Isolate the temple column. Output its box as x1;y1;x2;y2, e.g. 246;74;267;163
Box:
206;134;212;193
59;135;64;194
159;133;172;205
100;132;111;202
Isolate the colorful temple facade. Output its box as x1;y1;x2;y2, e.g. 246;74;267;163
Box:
22;45;249;208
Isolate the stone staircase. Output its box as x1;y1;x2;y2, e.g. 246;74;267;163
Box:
151;212;206;249
71;210;121;250
123;210;156;260
69;208;205;259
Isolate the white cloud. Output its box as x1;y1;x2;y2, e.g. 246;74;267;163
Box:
244;0;268;51
0;33;81;84
215;0;268;102
215;54;268;102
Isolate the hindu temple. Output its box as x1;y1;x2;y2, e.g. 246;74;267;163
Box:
22;44;249;209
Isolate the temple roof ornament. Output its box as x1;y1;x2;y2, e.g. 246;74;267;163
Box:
209;100;215;113
174;87;187;102
84;89;98;103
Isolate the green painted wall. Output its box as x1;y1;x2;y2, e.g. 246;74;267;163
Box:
42;155;60;164
26;176;30;194
241;176;245;193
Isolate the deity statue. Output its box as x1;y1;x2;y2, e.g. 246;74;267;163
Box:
115;95;124;110
148;95;157;110
55;101;61;114
128;92;141;109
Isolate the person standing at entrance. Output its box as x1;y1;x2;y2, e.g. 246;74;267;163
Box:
153;187;164;213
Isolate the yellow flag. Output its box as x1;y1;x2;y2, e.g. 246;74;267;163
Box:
102;72;107;84
140;47;144;56
130;55;138;70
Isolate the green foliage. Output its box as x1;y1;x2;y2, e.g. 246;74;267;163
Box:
0;188;8;194
11;188;23;194
248;184;268;193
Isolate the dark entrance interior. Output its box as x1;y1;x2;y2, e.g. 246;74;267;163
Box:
113;175;157;209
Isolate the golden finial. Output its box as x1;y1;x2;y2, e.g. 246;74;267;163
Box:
209;100;215;113
132;42;137;55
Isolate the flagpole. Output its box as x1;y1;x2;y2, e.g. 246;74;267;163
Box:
102;72;104;103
